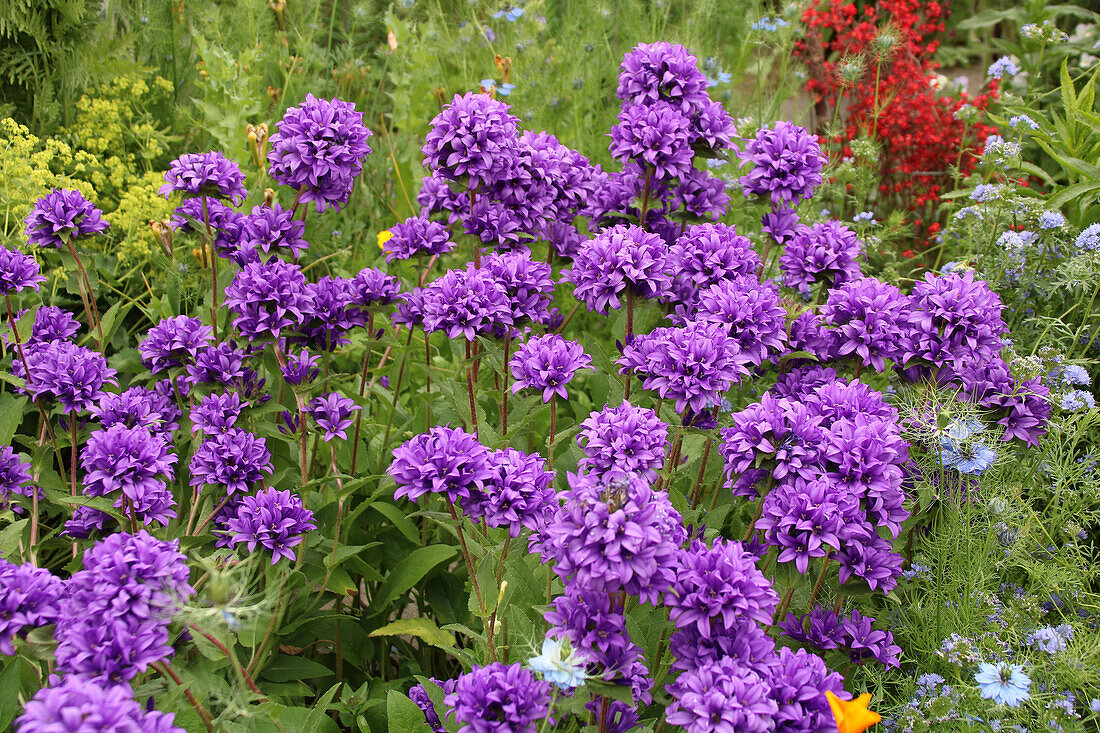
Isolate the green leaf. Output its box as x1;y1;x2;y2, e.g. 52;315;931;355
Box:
0;394;27;449
386;690;433;732
304;683;342;733
370;501;420;543
0;520;27;558
0;661;22;729
259;654;335;683
376;544;456;605
369;617;456;651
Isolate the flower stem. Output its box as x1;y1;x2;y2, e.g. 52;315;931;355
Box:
65;236;103;349
154;661;215;732
465;340;478;437
447;499;495;660
547;396;557;464
688;438;714;509
200;195;219;340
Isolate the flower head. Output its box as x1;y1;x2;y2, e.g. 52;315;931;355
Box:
23;341;117;413
140;316;214;374
17;675;185;733
667;223;760;305
383;215;455;262
618;321;748;415
81;424;178;525
666;657;779;733
308;392;360;441
780;220;863;294
24;189;109;248
974;662;1030;707
390;426;493;504
577;401;669;482
564;224;672;314
445;662;551;733
539;472;685;604
610;102;695;181
528;635;587;690
0;246;45;294
160;151;247;204
422;92;519;190
189;428;273;495
825;691;882;733
510;334;591;403
225;488;316;563
0;559;63;655
238;203;309;258
268;95;374;212
739;121;826;205
617;42;710;115
224;258;308;340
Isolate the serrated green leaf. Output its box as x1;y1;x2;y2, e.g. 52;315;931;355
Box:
369;617;456;651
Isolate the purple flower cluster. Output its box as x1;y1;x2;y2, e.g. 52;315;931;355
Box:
941;358;1051;446
268;94;374;212
22;340;116;413
390;427;555;534
720;377;909;593
81;424;178;526
738;121;827;205
382;215;454;262
618;320;748;414
23;189;109;248
414;266;512;341
409;678;457;732
509;334;591;403
160;151;247;204
539;471;685;604
140;316;214;374
0;246;45;294
422;92;520;191
780;606;902;668
821;276;910;371
93;385;181;438
667;223;760;305
688;277;788;367
224;487;316;563
577;401;669;482
390;426;493;504
55;531;193;681
190;428;273;495
564;224;672;314
309;392;359;441
779;220;863;295
545;582;653;721
0;446;35;514
224;258;308;340
0;559;63;655
467;448;556;537
611;43;734;182
903;270;1007;374
17;675;184;733
238;203;310;259
444;662;551;733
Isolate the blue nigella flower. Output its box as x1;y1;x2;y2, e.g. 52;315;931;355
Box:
975;662;1031;707
492;6;524;22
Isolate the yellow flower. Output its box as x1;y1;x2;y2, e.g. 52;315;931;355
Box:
377;229;394;250
826;691;881;733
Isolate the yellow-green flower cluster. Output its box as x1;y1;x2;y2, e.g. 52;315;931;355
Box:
0;118;96;241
